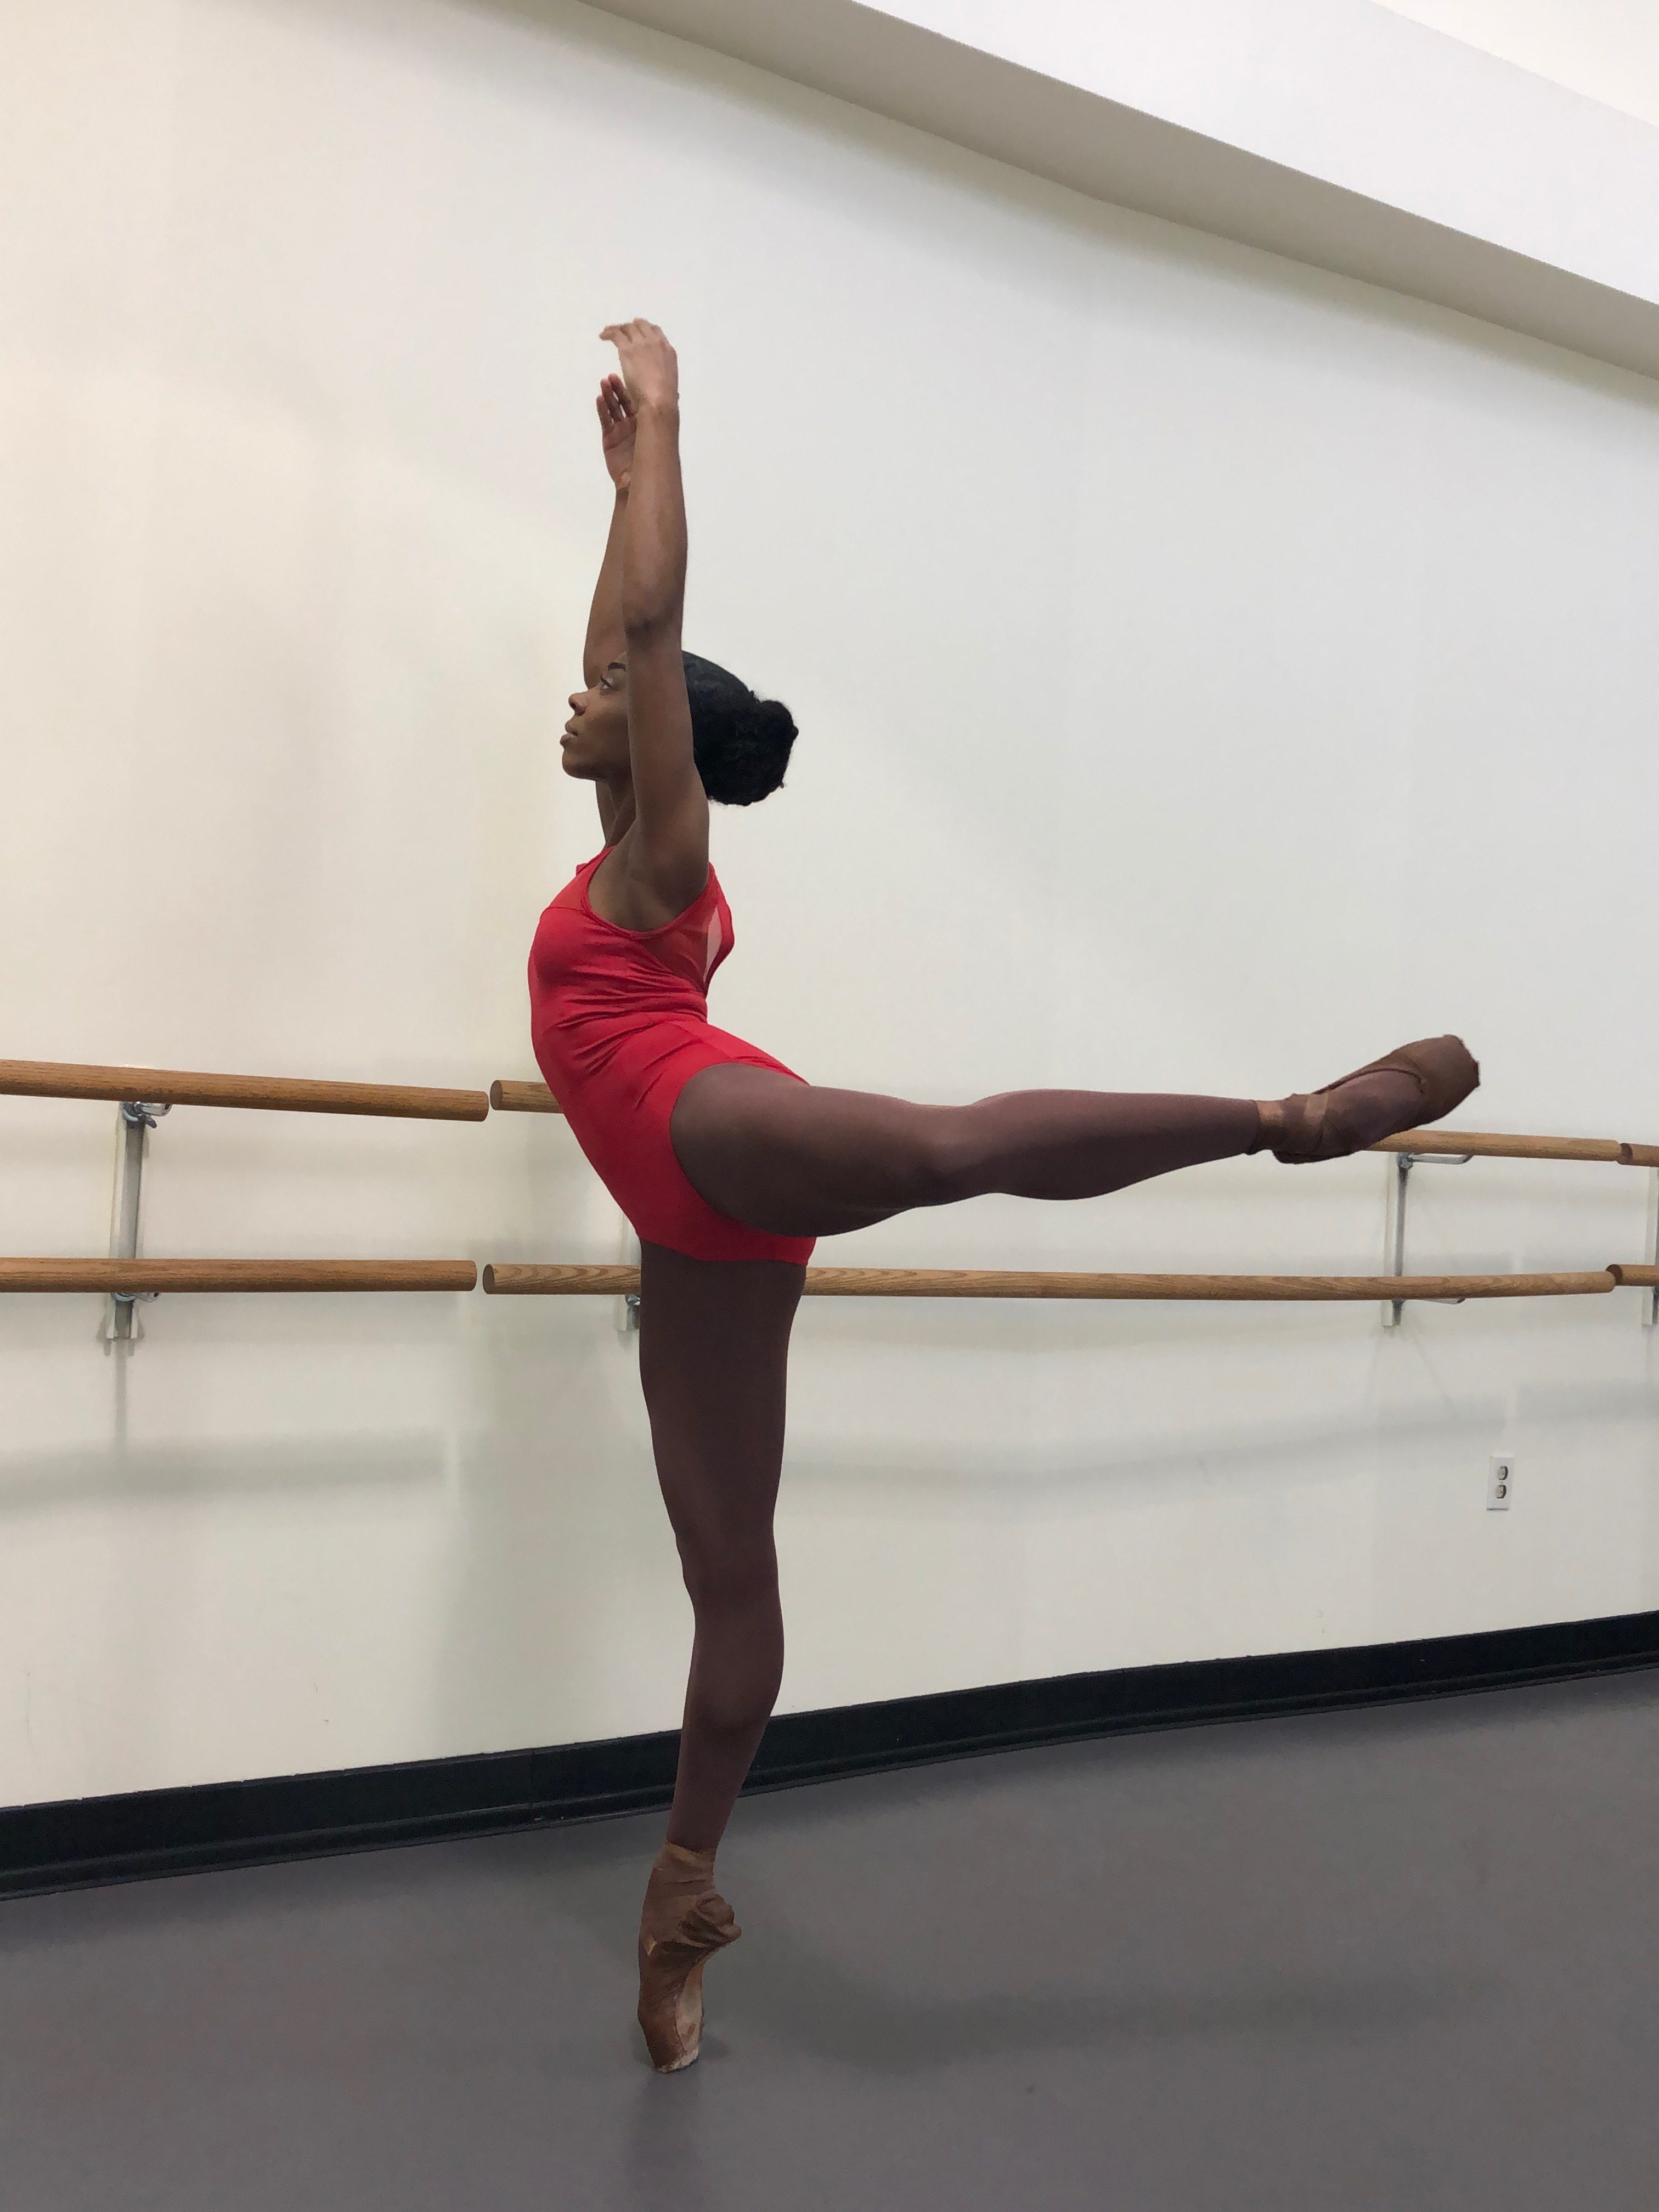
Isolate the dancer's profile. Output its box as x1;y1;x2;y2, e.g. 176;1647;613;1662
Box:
530;320;1478;2073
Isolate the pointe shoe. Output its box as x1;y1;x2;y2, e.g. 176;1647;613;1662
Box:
637;1843;741;2074
1255;1035;1479;1164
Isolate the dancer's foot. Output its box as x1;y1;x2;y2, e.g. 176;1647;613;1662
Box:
1252;1035;1479;1164
637;1841;740;2074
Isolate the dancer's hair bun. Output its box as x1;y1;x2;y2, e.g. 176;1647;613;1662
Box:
684;653;799;806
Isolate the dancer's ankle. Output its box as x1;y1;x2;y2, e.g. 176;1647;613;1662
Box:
656;1837;717;1875
1248;1099;1283;1156
644;1839;720;1929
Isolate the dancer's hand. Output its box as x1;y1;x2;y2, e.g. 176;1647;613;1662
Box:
600;319;679;419
596;373;636;494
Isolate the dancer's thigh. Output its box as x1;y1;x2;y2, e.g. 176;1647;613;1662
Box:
637;1240;804;1582
671;1064;957;1238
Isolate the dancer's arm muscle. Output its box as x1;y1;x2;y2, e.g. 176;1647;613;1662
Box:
584;386;634;839
584;496;630;690
602;320;707;918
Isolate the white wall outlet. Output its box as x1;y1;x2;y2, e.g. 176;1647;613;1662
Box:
1488;1455;1514;1511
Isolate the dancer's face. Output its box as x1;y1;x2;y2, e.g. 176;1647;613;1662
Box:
560;659;631;782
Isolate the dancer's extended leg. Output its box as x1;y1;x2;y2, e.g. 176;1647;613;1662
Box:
670;1055;1460;1240
672;1075;1263;1238
633;1240;804;2070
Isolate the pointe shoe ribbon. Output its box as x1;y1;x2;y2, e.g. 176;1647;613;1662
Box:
1262;1035;1479;1165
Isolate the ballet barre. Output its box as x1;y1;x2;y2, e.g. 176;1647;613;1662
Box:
1;1055;488;1342
1372;1130;1659;1167
1376;1130;1659;1328
7;1054;1656;1334
0;1058;489;1120
10;1257;1645;1298
489;1080;563;1114
0;1260;478;1293
483;1088;1659;1328
480;1263;1641;1302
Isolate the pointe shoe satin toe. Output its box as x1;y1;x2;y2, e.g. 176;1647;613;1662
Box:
1256;1035;1479;1164
637;1844;741;2074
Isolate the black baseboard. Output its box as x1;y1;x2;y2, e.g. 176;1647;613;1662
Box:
5;1609;1657;1901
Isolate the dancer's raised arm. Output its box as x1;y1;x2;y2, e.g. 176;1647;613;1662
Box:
600;319;707;918
582;374;636;844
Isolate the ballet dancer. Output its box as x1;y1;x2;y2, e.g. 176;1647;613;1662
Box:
530;320;1477;2072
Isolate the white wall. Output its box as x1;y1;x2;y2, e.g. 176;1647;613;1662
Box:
1376;1;1659;129
2;0;1657;1812
592;0;1659;315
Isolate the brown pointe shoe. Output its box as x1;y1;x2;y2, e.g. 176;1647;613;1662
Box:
1256;1035;1480;1165
637;1843;741;2074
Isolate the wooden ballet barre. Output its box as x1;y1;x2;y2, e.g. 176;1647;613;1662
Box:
1373;1128;1656;1165
0;1058;489;1122
481;1263;1622;1302
1609;1264;1659;1288
0;1259;478;1293
489;1079;563;1114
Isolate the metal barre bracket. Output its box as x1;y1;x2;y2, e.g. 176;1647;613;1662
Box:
101;1100;172;1347
616;1216;641;1339
1384;1148;1474;1329
1646;1168;1659;1330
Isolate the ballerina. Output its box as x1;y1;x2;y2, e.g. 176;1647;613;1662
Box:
528;319;1477;2070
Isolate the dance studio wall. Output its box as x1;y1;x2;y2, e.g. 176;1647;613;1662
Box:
2;0;1657;1809
1375;0;1659;129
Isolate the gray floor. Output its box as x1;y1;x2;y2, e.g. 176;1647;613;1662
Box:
4;1673;1658;2212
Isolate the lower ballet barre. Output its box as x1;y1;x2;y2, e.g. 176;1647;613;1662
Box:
481;1263;1658;1301
4;1259;1651;1300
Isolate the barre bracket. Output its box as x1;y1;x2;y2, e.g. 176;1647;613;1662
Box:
101;1101;172;1348
617;1216;641;1340
1383;1148;1474;1328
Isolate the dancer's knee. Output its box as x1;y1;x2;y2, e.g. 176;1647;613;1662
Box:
897;1115;975;1209
678;1540;779;1621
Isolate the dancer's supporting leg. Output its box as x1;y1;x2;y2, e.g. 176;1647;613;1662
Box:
633;1240;805;2070
670;1056;1459;1241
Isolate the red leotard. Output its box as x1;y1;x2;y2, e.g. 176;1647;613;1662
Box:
528;850;816;1265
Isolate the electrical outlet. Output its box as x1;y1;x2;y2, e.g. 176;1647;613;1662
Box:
1488;1455;1514;1511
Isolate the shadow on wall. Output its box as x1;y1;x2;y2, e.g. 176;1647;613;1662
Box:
0;1432;450;1516
0;1299;461;1516
426;1293;688;1753
779;1379;1659;1504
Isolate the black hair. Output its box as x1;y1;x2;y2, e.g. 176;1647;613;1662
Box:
682;653;798;806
